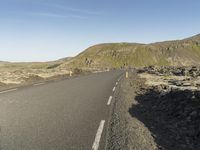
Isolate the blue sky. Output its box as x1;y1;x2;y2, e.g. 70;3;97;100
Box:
0;0;200;62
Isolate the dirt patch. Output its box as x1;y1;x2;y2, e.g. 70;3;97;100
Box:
107;71;157;150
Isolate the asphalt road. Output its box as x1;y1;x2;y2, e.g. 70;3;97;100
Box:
0;70;123;150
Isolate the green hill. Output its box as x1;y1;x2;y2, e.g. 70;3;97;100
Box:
61;34;200;70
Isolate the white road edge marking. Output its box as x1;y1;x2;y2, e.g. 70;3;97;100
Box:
92;120;105;150
112;87;116;92
34;83;45;86
118;77;121;82
0;88;17;94
107;96;113;105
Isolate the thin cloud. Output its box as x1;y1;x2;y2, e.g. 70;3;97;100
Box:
47;4;102;15
29;12;87;19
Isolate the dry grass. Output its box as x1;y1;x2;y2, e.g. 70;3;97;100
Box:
0;62;70;86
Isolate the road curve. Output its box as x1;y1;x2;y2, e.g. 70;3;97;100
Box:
0;70;123;150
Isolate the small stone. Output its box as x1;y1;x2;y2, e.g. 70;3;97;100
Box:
190;111;197;117
186;116;191;122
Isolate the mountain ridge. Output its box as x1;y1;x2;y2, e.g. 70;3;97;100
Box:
60;34;200;69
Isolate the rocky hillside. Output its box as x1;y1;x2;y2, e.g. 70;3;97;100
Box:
61;34;200;70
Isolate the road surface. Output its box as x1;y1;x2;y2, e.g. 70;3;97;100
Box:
0;70;123;150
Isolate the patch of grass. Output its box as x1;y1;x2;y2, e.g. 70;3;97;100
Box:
46;64;61;69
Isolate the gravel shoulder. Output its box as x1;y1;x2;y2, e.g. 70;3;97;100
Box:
106;71;157;150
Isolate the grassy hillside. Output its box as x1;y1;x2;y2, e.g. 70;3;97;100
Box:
60;34;200;69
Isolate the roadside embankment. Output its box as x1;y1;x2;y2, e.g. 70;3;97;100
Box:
107;67;200;150
134;66;200;150
107;71;157;150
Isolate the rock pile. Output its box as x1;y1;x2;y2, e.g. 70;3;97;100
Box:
140;66;200;77
138;66;200;92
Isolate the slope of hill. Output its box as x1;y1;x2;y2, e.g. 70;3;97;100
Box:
60;34;200;69
58;57;72;62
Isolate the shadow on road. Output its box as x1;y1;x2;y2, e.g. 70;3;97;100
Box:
128;88;200;150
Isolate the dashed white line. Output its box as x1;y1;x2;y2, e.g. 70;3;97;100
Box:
107;96;113;105
0;88;17;94
92;120;105;150
118;75;123;81
112;87;116;92
116;82;118;85
34;83;45;86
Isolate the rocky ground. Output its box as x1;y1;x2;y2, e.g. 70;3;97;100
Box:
138;66;200;91
107;66;200;150
135;66;200;150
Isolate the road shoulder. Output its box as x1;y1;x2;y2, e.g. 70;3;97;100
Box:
106;71;157;150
